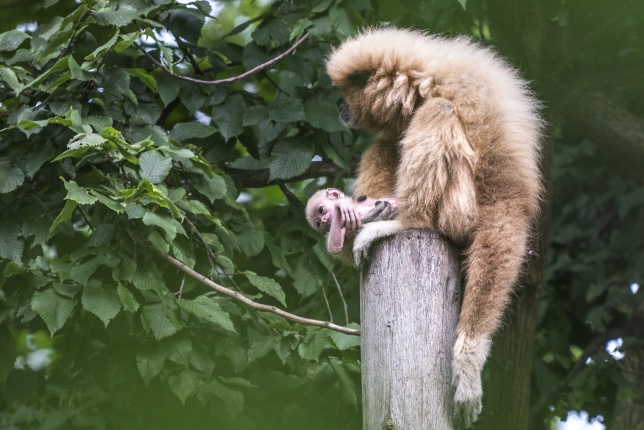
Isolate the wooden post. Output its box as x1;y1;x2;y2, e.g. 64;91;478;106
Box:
361;230;460;430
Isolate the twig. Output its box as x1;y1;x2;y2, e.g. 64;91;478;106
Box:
124;222;360;336
177;275;185;299
183;216;240;291
135;33;311;86
223;157;359;188
277;182;303;209
321;284;334;323
331;271;350;326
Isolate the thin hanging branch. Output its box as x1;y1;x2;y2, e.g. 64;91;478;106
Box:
124;223;360;336
135;33;311;86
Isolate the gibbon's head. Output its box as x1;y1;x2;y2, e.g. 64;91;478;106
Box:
326;28;434;135
305;188;346;233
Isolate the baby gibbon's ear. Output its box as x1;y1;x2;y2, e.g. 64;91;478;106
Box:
380;72;433;117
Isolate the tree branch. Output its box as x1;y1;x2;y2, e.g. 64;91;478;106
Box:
124;223;360;336
223;158;358;188
564;90;644;183
135;33;311;86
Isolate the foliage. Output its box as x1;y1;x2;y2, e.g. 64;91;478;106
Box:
534;132;644;423
0;0;370;428
0;0;642;429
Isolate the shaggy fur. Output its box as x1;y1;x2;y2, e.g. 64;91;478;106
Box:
326;28;543;426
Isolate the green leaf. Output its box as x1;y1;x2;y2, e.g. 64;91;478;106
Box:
293;257;320;298
49;200;77;236
298;329;329;361
31;289;75;335
237;228;264;257
193;175;227;202
85;191;121;214
0;30;29;51
53;282;81;298
94;6;141;27
206;379;244;416
0;66;23;93
168;369;200;404
329;356;358;406
329;329;361;350
69;133;107;149
248;335;280;363
63;179;98;205
136;348;164;385
178;296;236;332
139;150;172;184
305;101;346;132
142;211;177;242
212;94;245;141
81;282;121;327
132;271;164;294
0;162;24;194
70;254;118;285
243;271;286;306
190;345;215;375
0;221;23;264
169;121;217;141
127;68;157;90
268;138;314;181
156;73;180;106
269;97;305;123
142;303;181;340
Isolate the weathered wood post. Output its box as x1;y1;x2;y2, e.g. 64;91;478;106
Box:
361;230;460;430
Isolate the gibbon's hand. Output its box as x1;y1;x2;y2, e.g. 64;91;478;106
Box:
452;334;490;428
352;220;404;266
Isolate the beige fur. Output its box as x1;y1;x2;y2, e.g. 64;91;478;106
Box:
326;28;543;426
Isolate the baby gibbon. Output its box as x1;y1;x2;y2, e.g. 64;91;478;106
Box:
305;188;398;254
326;28;543;427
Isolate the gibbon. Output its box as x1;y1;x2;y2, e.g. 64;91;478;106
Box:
305;188;398;254
326;28;543;427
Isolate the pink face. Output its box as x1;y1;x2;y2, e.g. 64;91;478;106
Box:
312;202;332;232
306;188;345;233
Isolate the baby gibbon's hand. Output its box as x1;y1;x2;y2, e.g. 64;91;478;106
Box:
335;200;361;231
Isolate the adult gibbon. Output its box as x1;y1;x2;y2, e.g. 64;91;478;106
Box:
326;28;543;427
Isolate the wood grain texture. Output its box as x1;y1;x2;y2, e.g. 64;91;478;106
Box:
361;230;459;430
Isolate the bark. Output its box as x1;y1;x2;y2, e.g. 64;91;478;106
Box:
360;230;460;430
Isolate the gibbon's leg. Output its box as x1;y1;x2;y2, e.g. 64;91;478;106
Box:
354;137;399;198
352;220;404;266
395;98;477;243
452;200;531;427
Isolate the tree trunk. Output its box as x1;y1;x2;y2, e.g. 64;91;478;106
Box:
360;230;460;430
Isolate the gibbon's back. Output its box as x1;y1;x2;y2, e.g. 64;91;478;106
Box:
326;28;543;214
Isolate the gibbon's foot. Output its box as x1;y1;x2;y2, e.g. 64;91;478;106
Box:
452;333;491;428
361;200;398;224
352;220;403;266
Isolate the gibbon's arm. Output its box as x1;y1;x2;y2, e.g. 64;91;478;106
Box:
395;97;477;244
